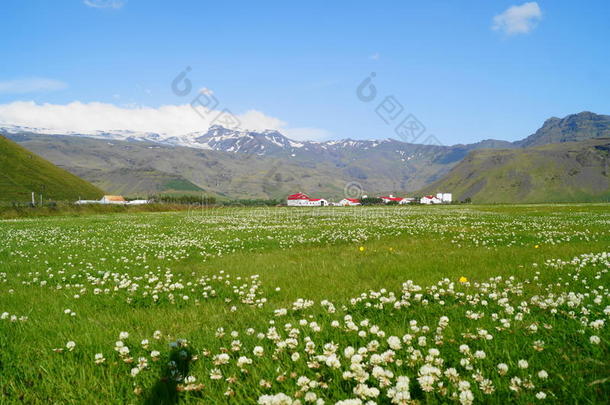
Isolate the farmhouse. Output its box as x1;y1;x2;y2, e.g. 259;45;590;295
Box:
287;193;329;206
436;193;452;203
101;195;127;204
339;198;361;206
420;195;442;204
380;195;411;204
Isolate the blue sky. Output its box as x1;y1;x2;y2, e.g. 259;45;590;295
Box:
0;0;608;144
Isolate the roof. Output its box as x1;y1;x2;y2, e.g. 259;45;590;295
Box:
287;193;310;200
380;196;404;201
423;195;438;199
102;195;125;201
345;198;360;203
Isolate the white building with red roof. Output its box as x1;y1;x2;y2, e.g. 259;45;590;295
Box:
420;195;442;204
380;195;411;204
339;198;361;206
287;193;329;206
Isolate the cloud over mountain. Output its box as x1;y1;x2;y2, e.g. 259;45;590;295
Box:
0;101;329;141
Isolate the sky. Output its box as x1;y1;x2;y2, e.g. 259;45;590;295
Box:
0;0;609;145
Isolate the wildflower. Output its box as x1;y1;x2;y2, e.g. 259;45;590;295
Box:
459;390;474;405
253;346;264;357
153;330;162;340
130;367;140;377
537;370;548;379
459;276;468;283
66;341;76;351
119;331;129;340
359;246;365;252
536;391;547;399
518;359;529;369
590;335;600;345
94;353;105;364
497;363;509;375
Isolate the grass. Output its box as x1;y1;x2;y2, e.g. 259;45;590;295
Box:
0;204;608;404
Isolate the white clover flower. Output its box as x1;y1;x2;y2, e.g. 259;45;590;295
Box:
497;363;509;375
94;353;105;364
253;346;264;357
184;375;196;384
474;350;486;359
387;336;402;350
459;390;474;405
66;341;76;351
590;335;600;344
537;370;548;379
518;359;529;369
130;367;140;377
153;330;162;340
536;391;547;400
119;331;129;340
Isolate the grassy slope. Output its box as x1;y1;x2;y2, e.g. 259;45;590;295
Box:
420;139;610;203
0;205;608;403
74;167;206;197
0;135;104;202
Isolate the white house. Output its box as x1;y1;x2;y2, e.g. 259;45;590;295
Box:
287;193;311;206
436;193;452;203
380;195;410;204
339;198;361;206
100;195;127;204
287;193;328;206
420;195;442;204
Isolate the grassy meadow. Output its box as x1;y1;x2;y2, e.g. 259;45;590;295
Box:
0;204;608;404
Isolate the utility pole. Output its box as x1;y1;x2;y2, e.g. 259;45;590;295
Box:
31;192;35;206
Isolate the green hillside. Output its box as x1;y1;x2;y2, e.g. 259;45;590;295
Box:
420;139;610;203
0;135;104;203
73;167;206;197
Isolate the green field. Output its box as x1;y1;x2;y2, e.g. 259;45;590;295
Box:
0;205;608;404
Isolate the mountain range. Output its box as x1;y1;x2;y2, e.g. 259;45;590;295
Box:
1;111;609;202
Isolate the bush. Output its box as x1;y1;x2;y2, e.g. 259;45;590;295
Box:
360;197;384;205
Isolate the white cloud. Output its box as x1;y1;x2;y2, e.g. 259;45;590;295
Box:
83;0;125;9
0;101;330;141
0;78;67;94
493;2;542;35
369;53;380;61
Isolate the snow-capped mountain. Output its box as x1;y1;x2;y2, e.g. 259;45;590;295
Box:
0;123;397;156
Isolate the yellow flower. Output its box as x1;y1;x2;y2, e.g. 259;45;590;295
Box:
359;246;365;252
389;247;394;252
459;276;468;283
534;245;539;249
